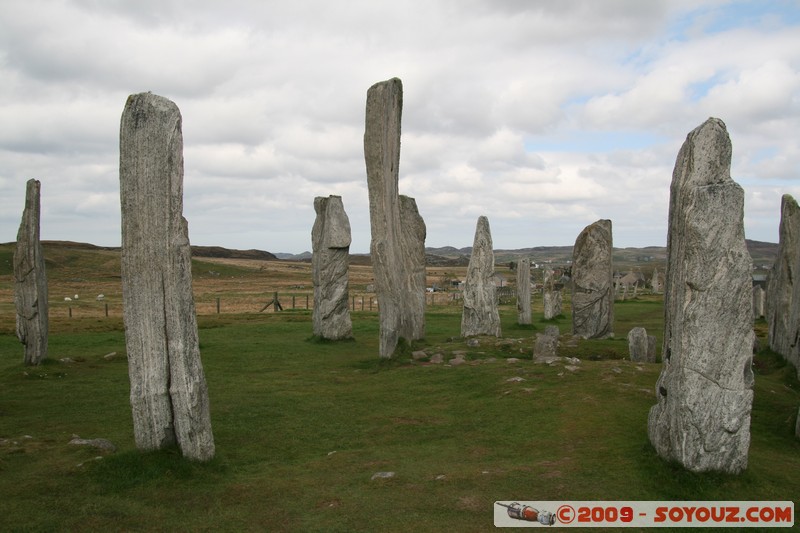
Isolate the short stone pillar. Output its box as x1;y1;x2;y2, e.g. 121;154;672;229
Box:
312;195;353;340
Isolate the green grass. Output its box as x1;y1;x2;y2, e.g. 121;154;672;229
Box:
1;300;799;532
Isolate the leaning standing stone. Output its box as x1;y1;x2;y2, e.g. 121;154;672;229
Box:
571;219;614;339
14;179;48;366
516;258;531;325
120;92;215;461
648;117;753;474
312;195;353;340
461;216;501;337
766;194;800;378
364;77;426;358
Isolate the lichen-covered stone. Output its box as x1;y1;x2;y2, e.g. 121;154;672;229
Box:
648;117;753;474
766;194;800;378
628;327;655;363
516;258;531;325
461;216;501;337
14;179;48;366
571;219;614;339
543;289;562;320
120;92;215;461
312;195;352;340
364;78;426;358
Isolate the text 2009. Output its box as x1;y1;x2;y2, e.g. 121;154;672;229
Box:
577;506;634;523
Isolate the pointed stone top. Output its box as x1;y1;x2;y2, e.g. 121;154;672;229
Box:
678;117;732;187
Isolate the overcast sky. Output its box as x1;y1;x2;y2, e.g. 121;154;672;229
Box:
1;1;799;253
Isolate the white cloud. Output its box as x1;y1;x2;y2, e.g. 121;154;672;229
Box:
1;0;799;252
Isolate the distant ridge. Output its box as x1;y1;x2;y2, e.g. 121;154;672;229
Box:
2;240;777;268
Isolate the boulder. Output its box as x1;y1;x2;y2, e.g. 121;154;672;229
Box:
648;117;753;474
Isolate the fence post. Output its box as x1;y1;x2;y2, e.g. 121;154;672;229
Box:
105;303;109;317
68;306;72;318
306;294;309;309
292;295;296;309
216;297;220;314
352;295;355;310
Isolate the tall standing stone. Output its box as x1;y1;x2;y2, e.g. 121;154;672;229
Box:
516;258;531;325
766;194;800;378
312;195;353;340
648;117;753;474
120;92;215;461
461;216;501;337
364;77;426;358
571;219;614;339
14;179;48;366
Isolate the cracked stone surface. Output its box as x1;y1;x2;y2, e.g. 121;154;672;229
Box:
14;179;48;366
766;194;800;379
647;117;753;474
312;195;352;340
461;216;501;337
364;77;426;358
120;92;215;461
571;219;614;339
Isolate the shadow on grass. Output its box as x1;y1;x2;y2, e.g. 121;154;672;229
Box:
86;447;227;492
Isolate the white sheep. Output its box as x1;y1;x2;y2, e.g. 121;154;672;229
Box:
64;297;72;302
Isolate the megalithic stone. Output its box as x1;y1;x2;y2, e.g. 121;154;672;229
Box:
516;258;531;325
120;92;215;461
766;194;800;378
14;178;48;366
543;289;562;320
648;117;753;474
461;216;501;337
312;195;353;340
571;219;614;339
364;77;426;358
399;194;427;341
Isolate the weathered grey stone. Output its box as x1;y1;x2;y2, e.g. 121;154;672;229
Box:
766;194;800;378
461;216;501;337
648;117;753;474
571;219;614;339
69;435;116;452
516;258;531;325
399;195;427;342
544;325;560;338
752;285;765;320
364;77;426;358
120;92;215;461
543;289;562;320
14;178;48;366
312;195;352;340
628;327;655;363
650;267;662;293
533;333;558;360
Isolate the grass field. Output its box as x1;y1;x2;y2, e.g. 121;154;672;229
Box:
1;244;799;531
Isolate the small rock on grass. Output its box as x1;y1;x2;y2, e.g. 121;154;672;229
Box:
371;471;395;480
